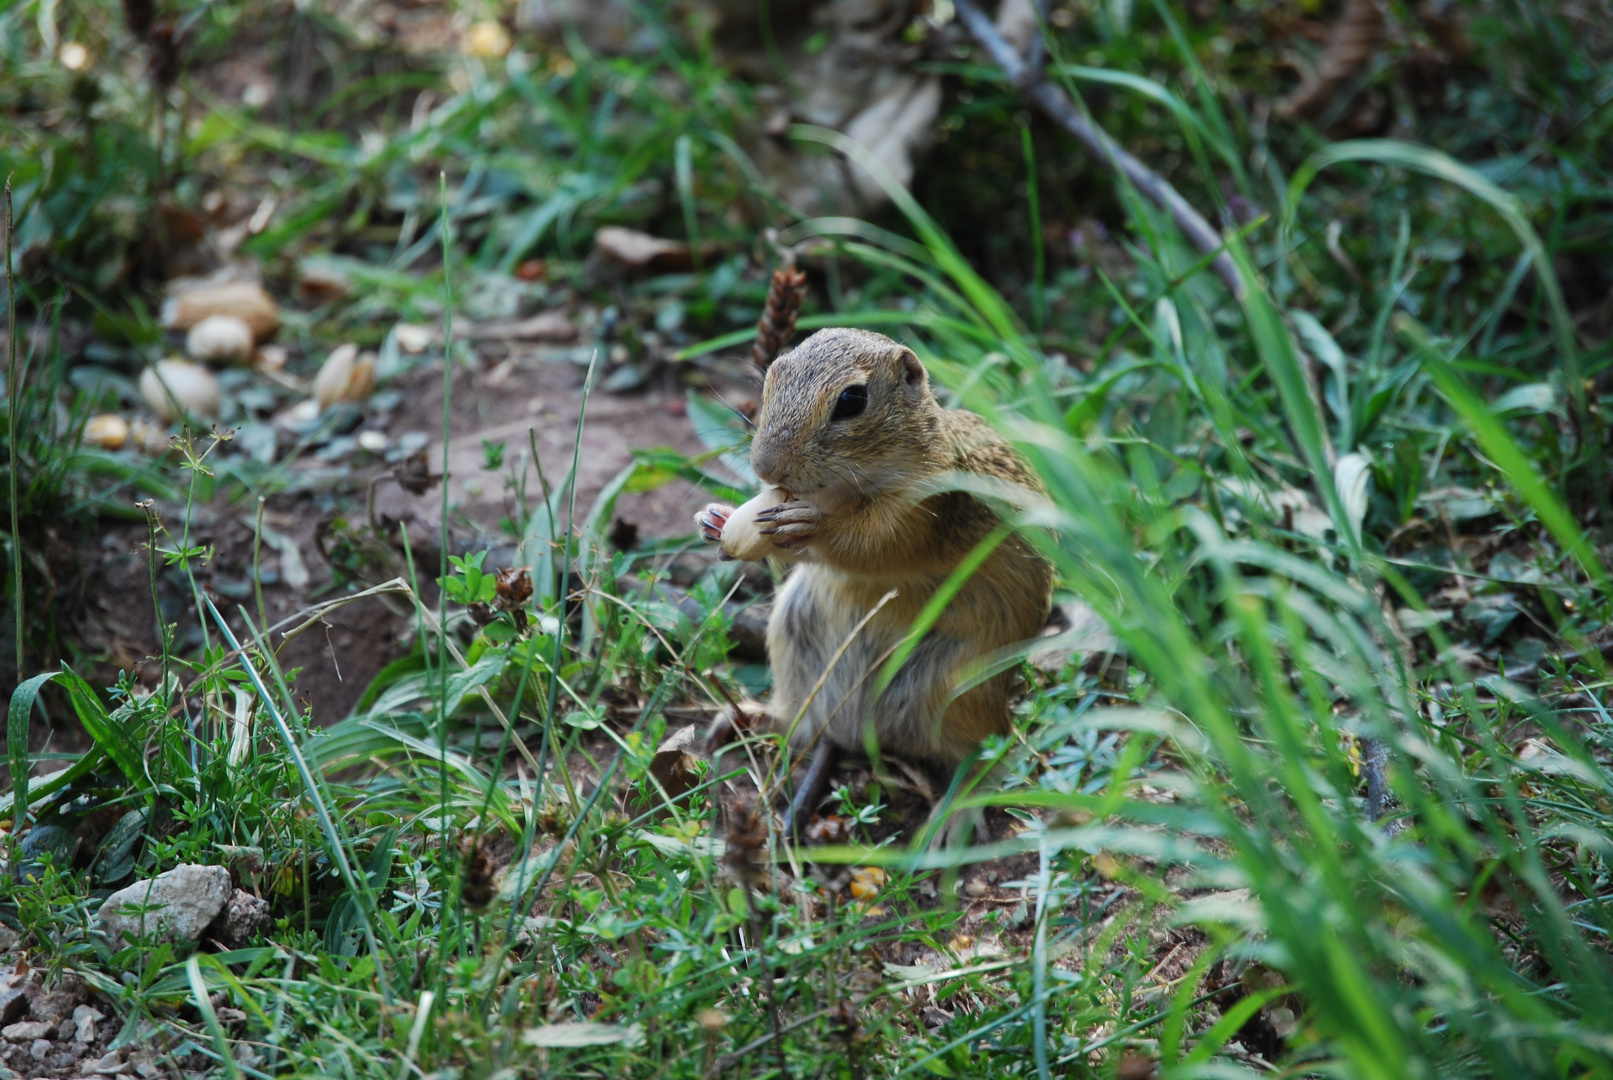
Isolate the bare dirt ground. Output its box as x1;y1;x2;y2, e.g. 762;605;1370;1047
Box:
70;343;752;731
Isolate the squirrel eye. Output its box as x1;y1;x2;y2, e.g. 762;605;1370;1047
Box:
831;384;868;421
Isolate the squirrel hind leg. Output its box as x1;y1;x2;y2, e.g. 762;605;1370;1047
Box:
870;635;1013;765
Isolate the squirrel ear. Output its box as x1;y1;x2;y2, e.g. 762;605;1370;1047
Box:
898;349;926;388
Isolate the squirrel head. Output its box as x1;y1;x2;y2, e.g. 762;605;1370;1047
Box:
750;328;942;508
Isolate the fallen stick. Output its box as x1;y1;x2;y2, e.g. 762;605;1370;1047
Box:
952;0;1245;299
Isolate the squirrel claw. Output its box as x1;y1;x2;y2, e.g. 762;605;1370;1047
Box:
762;500;819;547
695;503;734;545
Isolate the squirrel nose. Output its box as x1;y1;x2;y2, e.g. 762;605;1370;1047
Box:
751;436;785;487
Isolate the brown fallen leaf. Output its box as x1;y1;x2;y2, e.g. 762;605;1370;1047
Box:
803;814;853;844
296;262;352;306
1277;0;1387;122
648;725;703;808
312;343;375;410
162;281;280;342
594;226;694;272
464;311;577;342
1118;1051;1158;1080
459;833;497;909
721;797;769;888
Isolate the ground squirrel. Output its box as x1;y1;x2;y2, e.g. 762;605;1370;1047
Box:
696;328;1053;808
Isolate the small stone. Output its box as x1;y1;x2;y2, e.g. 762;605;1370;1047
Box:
0;985;27;1027
206;890;271;949
87;1050;122;1074
184;314;255;365
97;864;232;946
31;986;83;1024
139;359;222;422
83;414;130;451
1;1021;52;1041
72;1005;103;1044
28;1038;49;1061
394;323;432;353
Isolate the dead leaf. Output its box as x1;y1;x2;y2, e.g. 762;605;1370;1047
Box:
296;262;352;306
648;725;702;807
803;815;853;844
594;226;693;272
162;281;280;342
1118;1051;1158;1080
1277;0;1387;121
465;311;577;342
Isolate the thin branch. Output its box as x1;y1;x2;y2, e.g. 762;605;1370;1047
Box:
953;0;1246;299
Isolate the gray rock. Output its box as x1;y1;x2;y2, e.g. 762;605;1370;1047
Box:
73;1005;104;1044
97;865;232;946
86;1049;123;1075
30;986;82;1023
206;890;271;948
28;1038;48;1061
0;984;27;1027
1;1021;51;1041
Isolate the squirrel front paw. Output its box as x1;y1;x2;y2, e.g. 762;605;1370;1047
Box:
755;500;820;548
695;503;735;546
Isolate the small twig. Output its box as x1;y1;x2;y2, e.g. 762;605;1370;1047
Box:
952;0;1245;299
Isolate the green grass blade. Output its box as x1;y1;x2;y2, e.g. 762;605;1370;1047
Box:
186;955;244;1080
1225;234;1355;561
1396;313;1610;594
204;598;393;1003
789;124;1031;354
1284;139;1604;521
6;670;55;821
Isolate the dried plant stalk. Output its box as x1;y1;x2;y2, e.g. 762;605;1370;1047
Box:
751;262;808;372
1277;0;1388;121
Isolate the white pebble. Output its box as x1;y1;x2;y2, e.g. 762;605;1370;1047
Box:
394;323;433;353
140;360;221;422
185;314;254;365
